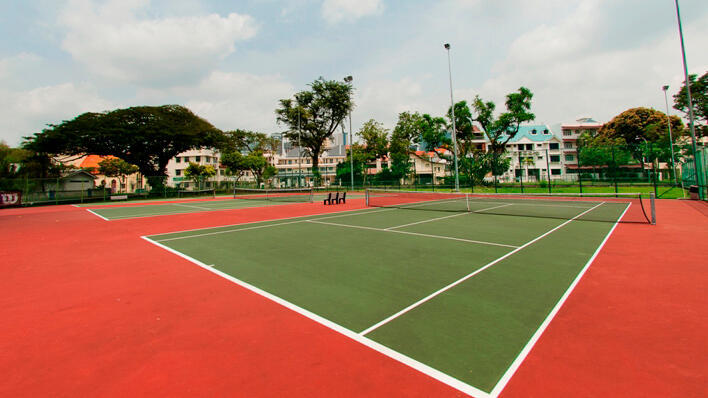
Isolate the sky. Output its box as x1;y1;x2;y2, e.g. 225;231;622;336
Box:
0;0;706;147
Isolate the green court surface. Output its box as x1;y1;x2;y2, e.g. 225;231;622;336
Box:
87;193;361;220
145;198;629;394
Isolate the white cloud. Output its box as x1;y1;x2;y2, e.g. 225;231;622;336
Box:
475;2;708;125
0;53;43;83
0;83;114;146
135;71;295;133
321;0;384;24
59;0;257;86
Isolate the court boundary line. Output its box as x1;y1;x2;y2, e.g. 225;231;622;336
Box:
358;202;606;337
306;219;519;249
86;208;110;221
383;203;514;231
151;208;394;241
140;235;491;398
90;200;296;221
489;203;630;397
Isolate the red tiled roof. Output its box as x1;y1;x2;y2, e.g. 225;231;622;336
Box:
80;155;117;174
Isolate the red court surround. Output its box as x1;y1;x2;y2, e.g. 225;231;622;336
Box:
0;198;705;397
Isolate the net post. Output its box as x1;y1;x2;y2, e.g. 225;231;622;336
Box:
365;188;369;207
465;193;470;212
650;192;656;225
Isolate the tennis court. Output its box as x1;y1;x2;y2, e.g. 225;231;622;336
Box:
143;190;652;395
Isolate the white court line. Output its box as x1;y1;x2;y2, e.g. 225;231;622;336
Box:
358;201;606;337
152;208;397;241
306;220;519;249
147;206;386;237
384;212;470;230
86;208;110;221
489;202;629;397
154;219;307;242
100;201;288;220
173;203;212;210
140;235;492;398
384;203;513;231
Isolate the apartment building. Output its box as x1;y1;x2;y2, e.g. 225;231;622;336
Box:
166;148;230;189
560;117;603;178
271;136;346;187
496;125;565;182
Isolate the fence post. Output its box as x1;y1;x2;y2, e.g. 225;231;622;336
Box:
611;146;618;195
545;149;552;194
55;177;59;205
577;147;583;194
518;152;524;194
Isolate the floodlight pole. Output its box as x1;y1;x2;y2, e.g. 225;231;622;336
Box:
297;104;302;188
444;43;460;192
674;0;702;199
662;85;679;185
344;76;354;191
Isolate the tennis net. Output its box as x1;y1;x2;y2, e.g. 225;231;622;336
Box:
234;187;314;203
365;188;655;224
177;189;215;199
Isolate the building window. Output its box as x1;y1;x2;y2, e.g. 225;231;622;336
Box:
531;129;537;134
195;156;201;162
526;144;533;150
551;169;561;175
184;182;189;188
563;130;572;136
564;142;574;149
550;143;559;150
543;129;549;134
536;144;543;147
550;155;561;163
565;155;575;161
176;157;181;163
175;169;181;176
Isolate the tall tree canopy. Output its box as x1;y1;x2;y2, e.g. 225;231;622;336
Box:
23;105;222;188
355;119;389;185
389;112;424;181
183;162;217;190
471;87;535;155
599;107;683;146
276;77;353;185
98;157;139;193
219;130;277;186
673;71;707;137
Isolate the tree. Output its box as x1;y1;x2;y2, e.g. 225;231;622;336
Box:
599;107;685;171
472;87;535;155
220;130;278;186
335;144;368;185
418;114;450;185
446;100;476;156
673;71;707;137
276;77;353;185
356;119;389;185
23;105;223;190
0;142;31;178
389;112;424;182
98;157;139;193
470;87;535;181
183;162;217;190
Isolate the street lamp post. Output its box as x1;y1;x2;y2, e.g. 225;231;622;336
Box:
674;0;702;199
444;43;460;192
662;85;679;185
344;75;354;191
297;103;302;188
